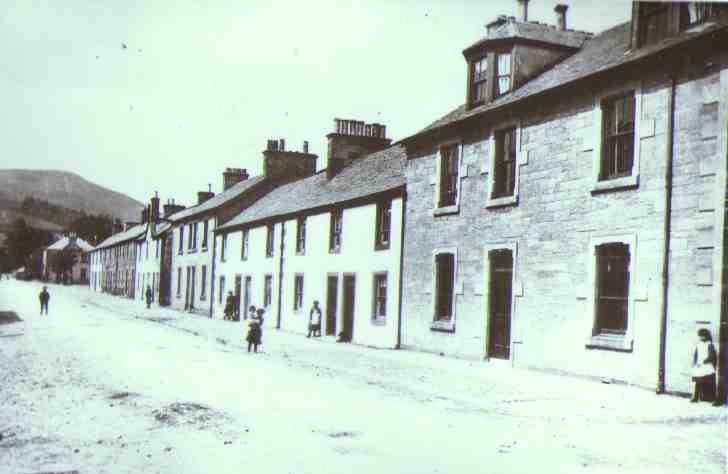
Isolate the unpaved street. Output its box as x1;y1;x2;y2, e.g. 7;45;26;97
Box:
0;280;725;474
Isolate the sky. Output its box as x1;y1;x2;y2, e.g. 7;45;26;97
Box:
0;0;632;207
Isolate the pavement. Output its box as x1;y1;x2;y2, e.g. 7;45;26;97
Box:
0;279;726;474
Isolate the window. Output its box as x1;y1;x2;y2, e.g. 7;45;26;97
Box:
594;243;630;336
329;210;343;253
438;144;459;208
187;223;193;250
155;239;159;259
266;225;275;258
178;227;184;255
296;217;306;254
471;56;488;104
176;267;182;297
680;3;728;29
202;220;209;249
638;2;670;47
494;52;512;96
600;93;636;181
372;273;387;321
493;127;517;198
264;275;273;307
294;274;304;311
241;229;249;260
145;241;149;259
219;276;226;305
200;265;207;300
375;200;392;250
434;253;455;322
221;234;228;261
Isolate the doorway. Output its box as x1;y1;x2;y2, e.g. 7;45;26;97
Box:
184;267;191;310
487;249;513;360
341;275;356;342
243;276;252;320
234;275;242;320
326;275;338;336
189;266;196;311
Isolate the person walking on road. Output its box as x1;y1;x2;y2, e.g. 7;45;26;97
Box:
39;286;50;316
145;285;153;309
246;308;264;353
691;328;717;403
307;300;322;338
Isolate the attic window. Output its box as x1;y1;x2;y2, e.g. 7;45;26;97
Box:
680;3;728;29
471;56;488;104
494;52;512;97
638;2;669;47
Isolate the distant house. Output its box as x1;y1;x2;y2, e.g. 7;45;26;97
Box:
89;223;146;297
43;234;93;284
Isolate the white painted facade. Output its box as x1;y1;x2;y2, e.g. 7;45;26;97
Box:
214;196;403;349
169;217;215;316
136;225;162;305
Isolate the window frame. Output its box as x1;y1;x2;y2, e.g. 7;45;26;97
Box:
202;219;209;251
264;274;273;308
219;275;226;305
487;121;521;208
221;234;228;262
200;264;207;301
178;227;184;255
584;233;638;352
470;54;489;106
591;83;642;194
293;274;304;311
329;209;343;254
266;224;275;258
430;247;458;332
638;1;671;47
371;272;388;324
434;141;462;216
374;199;392;251
241;229;249;261
176;267;182;297
296;217;307;255
493;51;513;98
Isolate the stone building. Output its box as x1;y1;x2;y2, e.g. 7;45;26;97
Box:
134;194;176;306
398;1;728;394
215;120;405;348
164;141;318;317
42;234;93;284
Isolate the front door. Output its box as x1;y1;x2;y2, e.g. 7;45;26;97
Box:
341;275;356;342
189;266;196;311
243;276;252;319
487;249;513;359
234;275;242;320
326;275;338;336
184;267;191;310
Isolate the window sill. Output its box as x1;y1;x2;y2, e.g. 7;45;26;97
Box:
201;246;208;253
591;175;638;194
486;194;518;209
296;250;306;257
188;248;198;254
430;320;455;333
371;318;386;326
586;334;633;353
374;243;391;252
265;254;274;259
432;205;459;217
329;248;341;255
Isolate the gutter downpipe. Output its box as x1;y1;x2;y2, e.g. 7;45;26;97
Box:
209;220;218;319
276;221;285;330
657;76;676;394
715;69;728;407
396;188;407;350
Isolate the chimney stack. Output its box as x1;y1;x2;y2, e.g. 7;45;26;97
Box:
327;118;391;179
150;192;160;223
163;199;186;218
223;168;250;190
197;190;215;205
517;0;529;22
141;206;150;224
486;15;509;37
303;141;309;154
262;138;318;181
554;4;568;30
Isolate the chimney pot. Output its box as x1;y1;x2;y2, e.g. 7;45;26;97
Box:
303;141;309;153
554;4;568;30
279;138;285;151
517;0;529;22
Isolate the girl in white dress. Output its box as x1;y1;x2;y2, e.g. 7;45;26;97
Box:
691;328;717;403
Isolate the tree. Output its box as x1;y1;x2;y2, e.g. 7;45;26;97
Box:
68;214;115;246
5;218;53;273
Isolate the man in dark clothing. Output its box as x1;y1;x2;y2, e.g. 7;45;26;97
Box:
308;300;322;338
145;285;153;309
39;286;50;315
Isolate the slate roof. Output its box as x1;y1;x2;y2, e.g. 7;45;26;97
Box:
218;145;406;231
410;18;728;141
46;236;94;252
463;20;591;54
93;224;147;250
168;175;266;223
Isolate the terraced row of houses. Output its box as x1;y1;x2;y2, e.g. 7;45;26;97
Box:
88;1;728;398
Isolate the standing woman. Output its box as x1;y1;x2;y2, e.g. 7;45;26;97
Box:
246;308;265;353
691;328;717;403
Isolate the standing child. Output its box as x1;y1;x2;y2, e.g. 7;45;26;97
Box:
308;300;322;338
691;328;717;403
246;308;264;353
39;286;50;316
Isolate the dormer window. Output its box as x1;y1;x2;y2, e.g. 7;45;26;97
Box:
494;52;512;97
471;56;488;105
680;2;728;30
638;2;670;47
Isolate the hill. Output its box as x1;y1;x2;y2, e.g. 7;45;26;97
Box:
0;169;143;223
